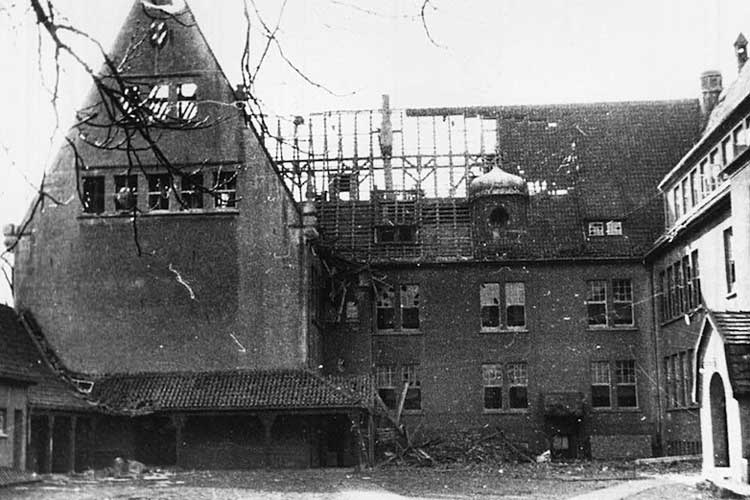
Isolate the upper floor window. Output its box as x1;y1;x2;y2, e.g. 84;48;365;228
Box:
586;279;634;328
375;225;417;244
612;279;634;326
147;173;171;210
376;364;421;410
588;220;623;237
177;83;198;121
585;280;607;326
376;283;420;332
114;174;138;211
147;84;170;121
480;282;526;331
615;360;637;408
482;364;503;410
213;171;237;208
82;176;105;214
181;173;203;209
591;361;611;408
724;227;736;294
507;362;528;409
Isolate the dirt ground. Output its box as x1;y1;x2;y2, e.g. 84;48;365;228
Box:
0;461;719;500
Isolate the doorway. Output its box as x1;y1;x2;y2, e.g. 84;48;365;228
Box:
709;373;729;467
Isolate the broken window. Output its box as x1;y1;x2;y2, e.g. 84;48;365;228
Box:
148;20;169;48
591;361;611;408
585;280;607;326
606;220;622;236
724;227;735;293
507;362;528;409
376;285;395;330
480;283;500;330
505;282;526;328
114;174;138;211
181;173;203;209
482;364;503;410
82;176;105;214
615;360;637;408
213;171;237;208
376;365;397;409
147;173;171;210
612;279;633;326
375;225;417;244
177;83;198;121
400;284;420;330
147;84;170;121
120;85;143;121
401;364;422;410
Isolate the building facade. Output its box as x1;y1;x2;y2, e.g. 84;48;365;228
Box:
648;38;750;483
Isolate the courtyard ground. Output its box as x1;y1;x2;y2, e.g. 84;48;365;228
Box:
0;461;732;500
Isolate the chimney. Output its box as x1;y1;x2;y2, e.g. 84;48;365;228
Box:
735;33;748;73
700;70;723;118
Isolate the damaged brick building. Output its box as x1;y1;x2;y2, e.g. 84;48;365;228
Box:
3;0;738;471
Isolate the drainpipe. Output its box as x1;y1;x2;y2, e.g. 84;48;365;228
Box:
648;267;664;455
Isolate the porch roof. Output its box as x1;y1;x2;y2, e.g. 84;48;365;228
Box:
702;311;750;395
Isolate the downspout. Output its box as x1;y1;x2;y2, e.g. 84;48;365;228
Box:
648;264;664;455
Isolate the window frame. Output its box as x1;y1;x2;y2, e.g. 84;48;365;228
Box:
375;283;420;334
506;362;529;409
614;360;638;408
180;173;204;210
612;279;634;326
590;361;612;408
724;227;736;294
114;174;138;212
585;280;608;327
481;363;503;411
147;173;172;211
82;176;106;214
213;170;238;209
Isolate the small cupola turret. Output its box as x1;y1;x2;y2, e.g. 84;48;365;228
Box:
735;33;748;73
468;166;529;250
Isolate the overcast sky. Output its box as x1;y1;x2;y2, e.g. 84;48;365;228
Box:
1;0;750;304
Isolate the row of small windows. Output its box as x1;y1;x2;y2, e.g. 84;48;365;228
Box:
375;279;635;332
667;117;750;226
81;171;237;214
658;250;701;323
664;350;695;409
374;360;638;412
587;220;623;237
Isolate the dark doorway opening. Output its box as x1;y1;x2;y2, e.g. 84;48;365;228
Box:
12;410;23;470
28;416;49;473
709;373;730;467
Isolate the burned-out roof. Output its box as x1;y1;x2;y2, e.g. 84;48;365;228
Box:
91;370;373;414
318;99;701;263
0;305;92;410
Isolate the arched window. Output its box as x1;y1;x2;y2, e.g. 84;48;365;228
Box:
489;205;509;227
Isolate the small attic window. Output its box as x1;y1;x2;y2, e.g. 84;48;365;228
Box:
149;20;168;48
588;220;623;237
489;206;509;227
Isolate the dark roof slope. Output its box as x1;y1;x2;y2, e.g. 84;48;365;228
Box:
710;311;750;395
319;100;700;263
91;370;372;414
0;305;91;410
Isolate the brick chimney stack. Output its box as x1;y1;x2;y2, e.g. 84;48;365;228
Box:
735;33;748;73
700;70;723;119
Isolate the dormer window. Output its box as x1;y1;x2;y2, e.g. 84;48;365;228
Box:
588;220;622;237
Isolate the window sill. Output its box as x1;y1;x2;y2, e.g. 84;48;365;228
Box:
590;407;641;413
480;328;529;334
666;405;699;412
374;330;422;336
483;408;529;414
78;208;239;220
586;326;638;332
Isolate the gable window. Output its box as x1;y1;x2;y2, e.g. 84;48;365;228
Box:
147;174;171;210
181;173;203;209
724;227;735;294
176;83;198;120
507;362;528;408
591;361;611;408
400;284;420;330
585;280;607;326
480;283;501;329
615;360;637;408
612;279;633;325
482;364;503;410
213;171;237;208
114;174;138;211
82;176;105;214
147;83;170;121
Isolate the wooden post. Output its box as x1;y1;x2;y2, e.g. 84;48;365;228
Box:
367;413;375;467
259;414;275;468
46;415;54;474
172;415;185;467
68;416;77;473
349;411;365;471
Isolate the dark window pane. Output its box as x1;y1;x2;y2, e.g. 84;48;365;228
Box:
214;171;237;208
148;174;171;210
377;308;395;330
481;305;500;328
617;385;637;407
509;387;527;408
398;226;416;242
402;307;419;329
376;227;395;242
378;389;396;409
484;387;502;409
404;388;421;410
82;176;105;214
114;175;138;211
181;173;203;209
587;304;607;325
613;303;633;325
591;385;611;407
507;305;525;327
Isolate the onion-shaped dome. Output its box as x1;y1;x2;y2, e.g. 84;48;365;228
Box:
468;166;528;199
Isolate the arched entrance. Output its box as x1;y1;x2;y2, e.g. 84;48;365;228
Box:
709;373;729;467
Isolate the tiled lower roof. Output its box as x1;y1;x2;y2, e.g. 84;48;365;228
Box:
710;311;750;395
91;370;373;414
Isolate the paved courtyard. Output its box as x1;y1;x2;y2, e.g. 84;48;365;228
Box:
0;463;724;500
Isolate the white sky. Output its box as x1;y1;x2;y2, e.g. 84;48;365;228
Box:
1;0;749;304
